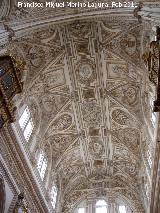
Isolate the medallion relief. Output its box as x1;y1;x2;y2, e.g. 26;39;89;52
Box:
89;137;104;158
75;60;96;86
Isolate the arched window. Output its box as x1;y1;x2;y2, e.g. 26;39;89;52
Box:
96;200;107;213
151;111;156;125
51;186;57;209
19;106;34;141
78;208;85;213
150;99;156;126
37;151;47;180
74;200;86;213
119;205;126;213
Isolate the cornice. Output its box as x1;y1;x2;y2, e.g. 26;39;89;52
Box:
5;8;136;38
0;157;18;212
0;125;50;212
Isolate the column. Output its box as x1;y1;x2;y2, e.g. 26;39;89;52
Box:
87;198;95;213
108;197;116;213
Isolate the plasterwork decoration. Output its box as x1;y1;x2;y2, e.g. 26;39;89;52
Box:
49;113;73;132
76;60;96;86
1;11;157;212
109;83;140;107
89;137;104;158
17;18;146;212
0;127;50;212
111;108;137;127
81;101;102;126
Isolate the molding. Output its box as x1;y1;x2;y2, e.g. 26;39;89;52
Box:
0;155;18;212
0;125;51;212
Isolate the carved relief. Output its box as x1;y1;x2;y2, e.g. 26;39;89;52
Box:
0;15;150;213
69;21;91;39
109;83;140;107
120;34;137;56
49;113;73;131
48;135;77;161
108;63;141;82
111;108;138;127
81;101;102;126
89;137;104;158
76;60;96;86
40;69;66;89
112;128;140;154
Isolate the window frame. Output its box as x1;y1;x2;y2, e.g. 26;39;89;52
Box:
37;151;47;180
78;207;85;213
51;185;58;209
150;99;156;126
119;205;127;213
95;200;108;213
19;106;34;142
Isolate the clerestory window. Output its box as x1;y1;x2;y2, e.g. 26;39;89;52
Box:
150;99;156;126
119;205;127;213
96;200;107;213
78;208;85;213
19;106;34;141
37;151;47;180
51;186;58;209
151;111;156;126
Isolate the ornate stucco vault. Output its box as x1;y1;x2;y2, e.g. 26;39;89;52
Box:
17;17;144;212
1;1;159;212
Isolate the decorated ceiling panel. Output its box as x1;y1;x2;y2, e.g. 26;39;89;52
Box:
8;15;149;212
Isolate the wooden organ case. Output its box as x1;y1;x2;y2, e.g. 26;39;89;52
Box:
0;55;24;128
145;27;160;111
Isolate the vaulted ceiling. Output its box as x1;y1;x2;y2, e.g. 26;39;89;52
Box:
14;18;144;210
1;0;157;212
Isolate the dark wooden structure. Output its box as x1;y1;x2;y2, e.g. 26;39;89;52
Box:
13;193;29;213
0;55;23;128
0;176;5;213
142;27;160;111
153;27;160;112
